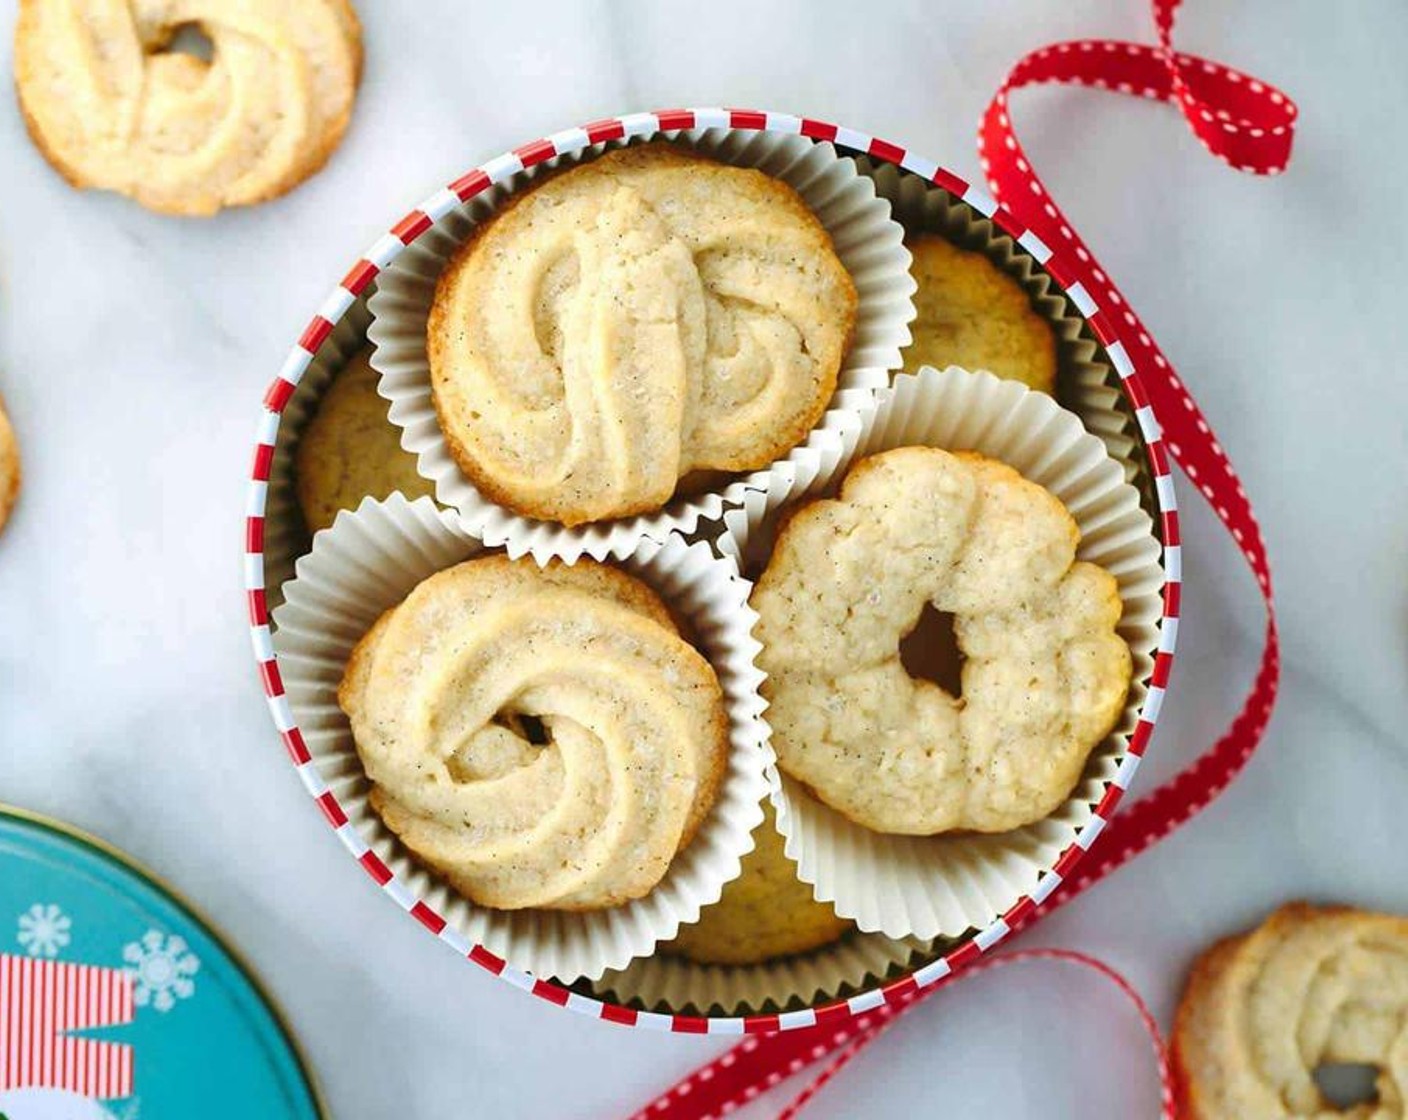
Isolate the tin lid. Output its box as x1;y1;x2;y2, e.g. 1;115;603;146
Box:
0;807;323;1118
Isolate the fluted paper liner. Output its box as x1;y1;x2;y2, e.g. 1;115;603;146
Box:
367;127;915;564
270;493;769;981
723;366;1165;942
595;920;929;1018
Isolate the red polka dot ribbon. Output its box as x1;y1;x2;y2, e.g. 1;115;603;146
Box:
628;949;1174;1120
631;0;1294;1115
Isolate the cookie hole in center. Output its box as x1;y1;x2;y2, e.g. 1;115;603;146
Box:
153;22;214;62
899;603;965;698
447;711;552;784
1314;1063;1379;1110
494;711;551;746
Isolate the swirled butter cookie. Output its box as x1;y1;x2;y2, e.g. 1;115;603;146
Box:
15;0;362;215
0;395;18;537
339;555;729;911
667;803;849;966
427;143;857;525
1174;904;1408;1119
295;348;435;536
752;446;1131;836
905;235;1056;393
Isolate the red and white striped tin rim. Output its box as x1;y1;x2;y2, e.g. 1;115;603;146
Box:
243;107;1179;1033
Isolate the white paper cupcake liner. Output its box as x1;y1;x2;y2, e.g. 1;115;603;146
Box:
366;127;915;565
725;365;1165;941
270;493;769;981
594;923;929;1018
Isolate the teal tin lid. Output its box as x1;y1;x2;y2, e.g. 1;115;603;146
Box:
0;807;324;1119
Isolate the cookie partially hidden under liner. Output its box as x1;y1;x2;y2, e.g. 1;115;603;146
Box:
295;347;435;536
666;803;850;966
905;234;1057;393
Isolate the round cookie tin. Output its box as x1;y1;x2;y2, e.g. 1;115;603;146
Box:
244;108;1179;1032
0;806;323;1117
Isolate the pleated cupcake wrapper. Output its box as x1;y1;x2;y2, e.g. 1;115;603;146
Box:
366;127;916;565
722;365;1165;942
269;493;769;982
260;301;380;617
591;928;930;1020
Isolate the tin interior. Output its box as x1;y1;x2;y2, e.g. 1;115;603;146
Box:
259;151;1161;1021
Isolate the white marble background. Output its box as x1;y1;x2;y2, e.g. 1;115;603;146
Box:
1;1;1405;1115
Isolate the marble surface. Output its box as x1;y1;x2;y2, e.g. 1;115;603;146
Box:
1;0;1405;1115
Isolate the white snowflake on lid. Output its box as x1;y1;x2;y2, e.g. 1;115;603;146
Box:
16;903;71;958
122;929;199;1013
